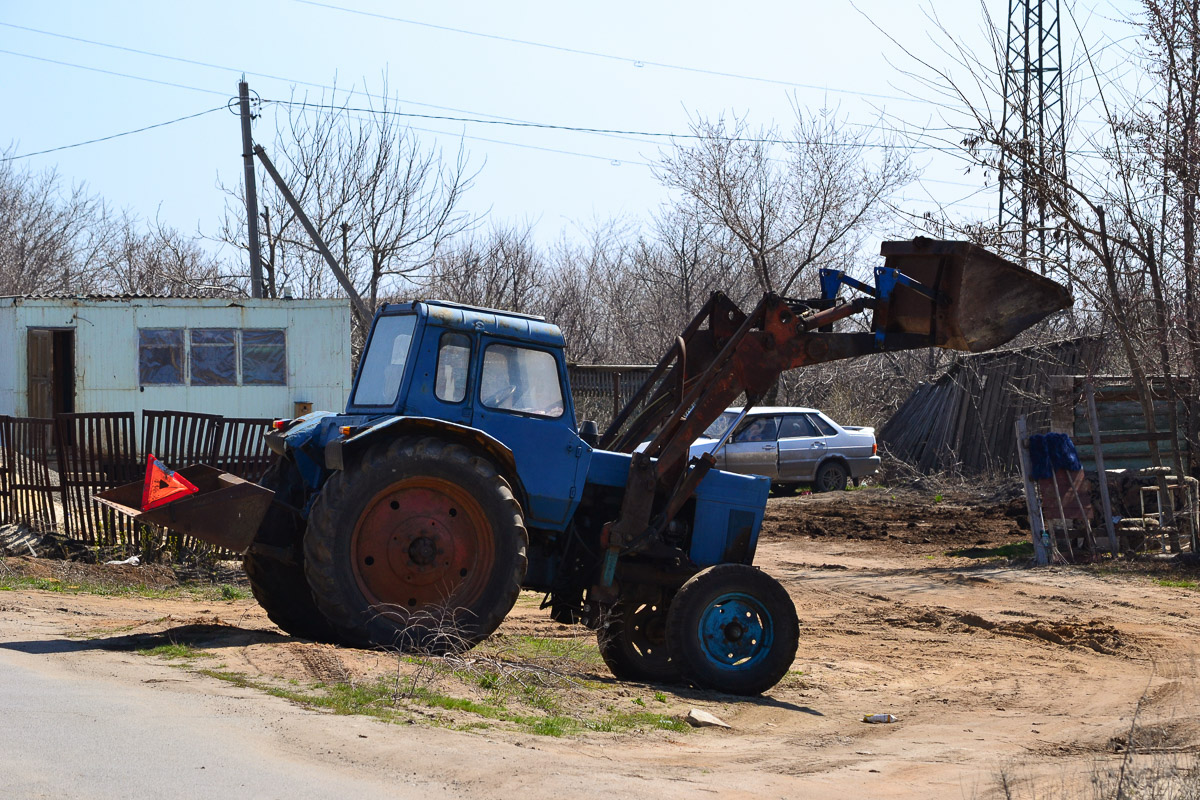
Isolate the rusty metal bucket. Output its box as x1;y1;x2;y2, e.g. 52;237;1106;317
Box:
93;465;273;553
878;238;1073;353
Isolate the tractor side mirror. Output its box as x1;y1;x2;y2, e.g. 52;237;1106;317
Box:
579;420;599;447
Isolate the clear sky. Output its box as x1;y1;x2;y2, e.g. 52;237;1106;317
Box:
1;0;1137;259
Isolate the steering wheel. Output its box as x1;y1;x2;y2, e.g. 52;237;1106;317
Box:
485;384;517;408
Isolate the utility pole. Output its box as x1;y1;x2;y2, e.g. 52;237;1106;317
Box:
239;77;264;298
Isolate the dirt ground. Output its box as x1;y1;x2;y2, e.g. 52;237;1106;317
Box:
2;484;1199;798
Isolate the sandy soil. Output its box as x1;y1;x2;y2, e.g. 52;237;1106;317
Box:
2;485;1199;799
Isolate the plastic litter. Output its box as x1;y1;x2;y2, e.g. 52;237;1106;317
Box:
863;713;897;724
104;555;141;566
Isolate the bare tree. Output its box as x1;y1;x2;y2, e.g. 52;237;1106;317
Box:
656;108;914;295
218;82;478;332
98;213;235;297
426;222;546;313
886;0;1198;542
1;153;229;297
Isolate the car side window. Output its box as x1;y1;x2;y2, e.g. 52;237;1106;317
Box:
434;332;472;403
807;413;838;436
733;417;778;443
780;415;820;438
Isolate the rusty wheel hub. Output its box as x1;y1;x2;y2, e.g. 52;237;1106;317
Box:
351;477;495;615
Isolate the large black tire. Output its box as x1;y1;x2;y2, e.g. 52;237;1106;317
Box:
667;564;799;695
814;460;849;493
243;458;341;643
304;437;528;653
597;597;681;683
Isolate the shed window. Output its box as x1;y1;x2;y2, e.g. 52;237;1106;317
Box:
139;329;184;385
190;329;237;386
242;329;287;385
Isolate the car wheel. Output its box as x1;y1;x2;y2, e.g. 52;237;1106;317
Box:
814;461;849;492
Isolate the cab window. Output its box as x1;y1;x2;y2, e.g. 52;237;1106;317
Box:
352;315;416;406
435;332;472;403
480;344;564;418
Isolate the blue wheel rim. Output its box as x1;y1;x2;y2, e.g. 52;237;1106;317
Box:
695;591;774;670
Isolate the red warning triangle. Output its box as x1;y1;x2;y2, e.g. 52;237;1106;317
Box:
141;454;199;511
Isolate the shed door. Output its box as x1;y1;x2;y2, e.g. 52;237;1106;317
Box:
26;329;75;419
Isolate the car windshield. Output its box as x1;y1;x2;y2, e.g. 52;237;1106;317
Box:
703;411;740;440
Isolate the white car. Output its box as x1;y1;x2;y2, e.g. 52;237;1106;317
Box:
690;407;880;492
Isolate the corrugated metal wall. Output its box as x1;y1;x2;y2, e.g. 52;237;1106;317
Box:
0;297;351;419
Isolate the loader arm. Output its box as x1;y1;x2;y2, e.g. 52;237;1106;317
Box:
595;239;1071;586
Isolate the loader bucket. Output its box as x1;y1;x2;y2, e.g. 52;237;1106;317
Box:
93;465;273;553
877;238;1072;352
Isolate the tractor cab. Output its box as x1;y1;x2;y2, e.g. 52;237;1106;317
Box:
339;301;592;530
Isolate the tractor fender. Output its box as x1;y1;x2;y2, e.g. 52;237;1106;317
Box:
324;416;529;512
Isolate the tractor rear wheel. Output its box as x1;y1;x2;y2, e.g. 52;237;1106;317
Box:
304;437;528;653
597;596;681;683
243;458;341;643
667;564;798;695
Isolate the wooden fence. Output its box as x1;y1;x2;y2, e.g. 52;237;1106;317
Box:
0;411;272;556
879;338;1097;474
567;364;655;428
1053;376;1194;473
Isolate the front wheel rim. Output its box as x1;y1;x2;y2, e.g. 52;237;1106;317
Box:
695;592;774;670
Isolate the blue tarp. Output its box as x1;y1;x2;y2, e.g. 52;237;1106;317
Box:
1029;432;1083;480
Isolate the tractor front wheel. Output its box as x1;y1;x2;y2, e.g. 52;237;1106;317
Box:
304;437;528;653
597;597;681;683
667;564;798;695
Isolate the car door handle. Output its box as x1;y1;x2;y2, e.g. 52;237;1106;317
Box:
762;444;774;450
810;441;826;448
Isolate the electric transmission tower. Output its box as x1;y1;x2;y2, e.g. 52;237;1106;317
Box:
997;0;1069;273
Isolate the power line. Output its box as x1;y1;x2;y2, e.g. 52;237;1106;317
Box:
2;106;227;161
261;97;963;152
0;47;227;97
292;0;925;104
2;19;928;144
0;21;684;146
5;23;1107;163
0;22;523;124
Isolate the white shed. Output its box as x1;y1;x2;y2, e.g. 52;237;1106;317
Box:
0;296;351;420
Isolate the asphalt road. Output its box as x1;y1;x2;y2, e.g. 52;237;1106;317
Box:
0;639;445;799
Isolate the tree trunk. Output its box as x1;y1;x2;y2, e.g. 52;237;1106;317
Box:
1098;210;1180;551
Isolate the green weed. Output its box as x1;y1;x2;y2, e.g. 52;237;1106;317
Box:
947;541;1034;560
0;575;247;602
1153;577;1199;590
138;643;210;660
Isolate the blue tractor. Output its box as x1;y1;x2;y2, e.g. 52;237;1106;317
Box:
104;239;1070;695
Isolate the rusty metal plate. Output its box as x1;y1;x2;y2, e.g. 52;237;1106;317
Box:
93;465;274;553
